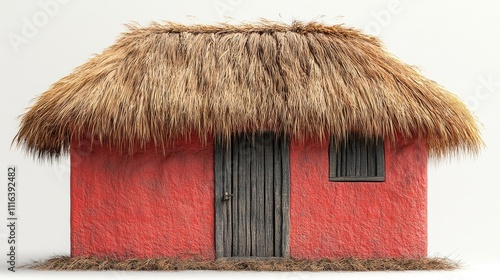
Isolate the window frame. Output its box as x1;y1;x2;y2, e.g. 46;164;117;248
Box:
328;134;385;182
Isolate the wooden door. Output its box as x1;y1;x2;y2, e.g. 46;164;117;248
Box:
215;132;290;258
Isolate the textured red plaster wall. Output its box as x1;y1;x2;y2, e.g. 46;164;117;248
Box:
289;137;427;259
70;136;215;260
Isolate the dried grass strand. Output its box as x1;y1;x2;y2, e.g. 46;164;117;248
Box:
25;256;460;271
13;21;483;159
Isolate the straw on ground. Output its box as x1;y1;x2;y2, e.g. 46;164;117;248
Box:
26;256;459;271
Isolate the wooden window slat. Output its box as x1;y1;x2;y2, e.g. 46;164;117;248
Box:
329;134;385;182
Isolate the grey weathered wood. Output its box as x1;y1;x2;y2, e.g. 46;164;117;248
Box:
215;132;290;258
347;139;356;176
223;143;232;257
355;139;361;176
250;138;257;256
330;142;336;179
231;138;239;256
359;140;368;177
273;136;283;257
330;176;385;182
245;135;252;256
329;135;385;182
367;143;375;177
237;134;247;256
342;142;348;177
281;136;290;258
336;144;340;178
214;137;224;259
217;257;284;261
376;139;385;180
264;133;274;257
255;135;266;256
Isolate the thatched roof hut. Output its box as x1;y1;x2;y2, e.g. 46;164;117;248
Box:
14;21;482;159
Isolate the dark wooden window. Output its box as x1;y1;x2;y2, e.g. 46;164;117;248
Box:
329;134;385;182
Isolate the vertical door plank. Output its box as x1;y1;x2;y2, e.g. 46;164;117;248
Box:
281;135;290;258
237;134;247;257
217;132;290;259
264;133;275;257
231;137;239;256
245;135;252;256
223;143;232;257
214;137;224;259
250;136;258;256
255;134;266;256
273;136;283;257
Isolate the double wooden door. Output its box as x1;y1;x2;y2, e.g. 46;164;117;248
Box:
215;132;290;258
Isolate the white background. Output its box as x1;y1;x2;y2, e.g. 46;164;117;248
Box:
1;0;499;279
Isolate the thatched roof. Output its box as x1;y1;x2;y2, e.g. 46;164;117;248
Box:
14;21;482;159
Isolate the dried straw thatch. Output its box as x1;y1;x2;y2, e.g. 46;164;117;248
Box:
26;256;459;271
14;21;482;159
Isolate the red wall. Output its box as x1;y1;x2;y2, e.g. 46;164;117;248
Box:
289;137;427;259
71;134;427;260
70;135;215;260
